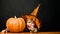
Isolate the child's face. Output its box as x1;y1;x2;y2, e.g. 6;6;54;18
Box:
27;19;35;30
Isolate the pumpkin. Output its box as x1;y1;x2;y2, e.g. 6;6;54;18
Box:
6;16;25;32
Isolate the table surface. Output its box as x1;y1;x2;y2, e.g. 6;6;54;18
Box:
0;32;60;34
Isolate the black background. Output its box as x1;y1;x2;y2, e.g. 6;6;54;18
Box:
0;0;60;32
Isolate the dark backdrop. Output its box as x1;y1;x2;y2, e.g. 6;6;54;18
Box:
0;0;60;32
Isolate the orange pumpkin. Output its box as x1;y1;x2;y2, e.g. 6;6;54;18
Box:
6;16;25;32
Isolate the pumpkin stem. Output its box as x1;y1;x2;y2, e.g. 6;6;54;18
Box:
14;16;17;19
31;4;40;16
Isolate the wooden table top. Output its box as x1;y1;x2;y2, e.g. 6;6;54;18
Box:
0;32;60;34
